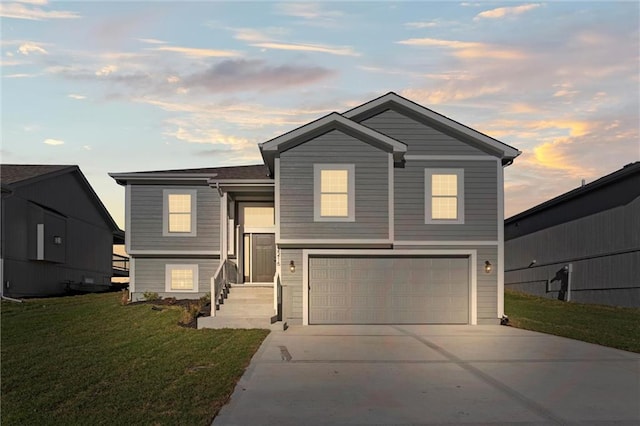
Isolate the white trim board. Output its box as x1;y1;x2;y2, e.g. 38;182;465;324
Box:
497;161;505;318
405;155;499;162
278;239;392;245
388;153;394;242
394;240;498;246
302;248;478;326
126;250;220;256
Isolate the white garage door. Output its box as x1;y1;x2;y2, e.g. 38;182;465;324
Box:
309;256;469;324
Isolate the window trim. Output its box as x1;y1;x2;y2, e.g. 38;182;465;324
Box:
165;264;199;293
163;189;197;237
425;168;465;224
313;164;355;222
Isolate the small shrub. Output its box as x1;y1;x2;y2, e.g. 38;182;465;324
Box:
165;297;177;305
179;303;202;325
120;289;130;305
143;292;161;302
199;293;211;305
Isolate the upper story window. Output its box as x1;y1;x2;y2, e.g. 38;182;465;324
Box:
165;264;199;292
163;189;197;236
314;164;355;222
425;169;464;224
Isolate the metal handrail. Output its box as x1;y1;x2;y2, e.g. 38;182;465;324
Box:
112;253;129;272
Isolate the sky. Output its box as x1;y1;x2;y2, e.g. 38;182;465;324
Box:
2;1;639;229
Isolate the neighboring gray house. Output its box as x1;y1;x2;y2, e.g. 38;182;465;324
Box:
1;165;124;297
505;162;640;308
110;92;520;327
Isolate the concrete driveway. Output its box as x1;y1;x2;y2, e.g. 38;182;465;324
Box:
213;325;639;425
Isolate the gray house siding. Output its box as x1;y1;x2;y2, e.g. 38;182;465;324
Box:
1;172;113;297
361;109;489;156
279;129;389;240
132;257;218;301
505;195;640;307
395;160;498;241
279;248;303;325
130;185;220;252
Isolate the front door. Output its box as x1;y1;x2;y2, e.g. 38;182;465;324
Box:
251;234;276;282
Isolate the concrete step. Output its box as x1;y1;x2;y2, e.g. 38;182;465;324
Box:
217;305;275;317
197;316;280;330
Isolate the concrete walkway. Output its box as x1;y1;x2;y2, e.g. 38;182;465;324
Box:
213;325;639;425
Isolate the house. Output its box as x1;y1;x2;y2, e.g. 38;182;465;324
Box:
1;164;124;298
504;162;640;308
110;92;520;327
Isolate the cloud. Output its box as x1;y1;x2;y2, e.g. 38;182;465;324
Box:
276;2;343;20
149;46;241;58
43;138;64;146
475;3;541;20
250;41;358;56
404;21;439;29
95;65;117;77
137;38;167;45
68;94;86;100
233;27;358;56
0;1;80;20
181;59;334;93
82;145;91;151
3;73;37;78
17;42;47;55
397;37;524;60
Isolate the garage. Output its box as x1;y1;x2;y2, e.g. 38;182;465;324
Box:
308;256;470;324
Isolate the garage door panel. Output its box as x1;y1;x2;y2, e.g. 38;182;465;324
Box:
309;256;469;324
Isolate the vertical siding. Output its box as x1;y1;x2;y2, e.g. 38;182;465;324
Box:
130;185;220;251
395;160;498;241
361;109;488;156
279;130;389;240
131;257;219;301
280;249;303;324
505;195;640;307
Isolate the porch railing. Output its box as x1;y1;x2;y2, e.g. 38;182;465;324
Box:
210;259;238;316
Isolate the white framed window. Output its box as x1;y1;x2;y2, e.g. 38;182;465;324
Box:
165;264;199;292
314;164;355;222
425;169;464;224
163;189;197;236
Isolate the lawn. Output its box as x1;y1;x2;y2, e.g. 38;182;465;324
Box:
1;292;269;425
504;289;640;353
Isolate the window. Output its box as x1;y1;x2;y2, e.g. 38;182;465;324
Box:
243;206;275;227
425;169;464;224
314;164;355;222
163;189;197;236
165;264;199;292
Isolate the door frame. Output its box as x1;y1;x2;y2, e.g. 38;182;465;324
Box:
302;249;477;325
237;201;276;284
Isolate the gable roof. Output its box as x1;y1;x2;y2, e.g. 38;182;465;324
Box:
1;164;76;186
110;164;270;185
259;112;407;172
506;162;640;226
343;92;521;164
2;164;122;237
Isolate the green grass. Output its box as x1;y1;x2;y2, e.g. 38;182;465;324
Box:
505;289;640;353
1;292;269;425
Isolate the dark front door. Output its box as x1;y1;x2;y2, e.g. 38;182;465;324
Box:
252;234;276;282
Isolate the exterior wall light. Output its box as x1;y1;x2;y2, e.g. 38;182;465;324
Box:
484;260;492;274
53;236;63;245
289;260;296;273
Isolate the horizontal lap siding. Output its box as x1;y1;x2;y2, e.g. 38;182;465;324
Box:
279;130;389;240
396;161;497;241
361;109;488;156
280;249;303;324
505;196;640;307
132;257;218;301
130;185;219;251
